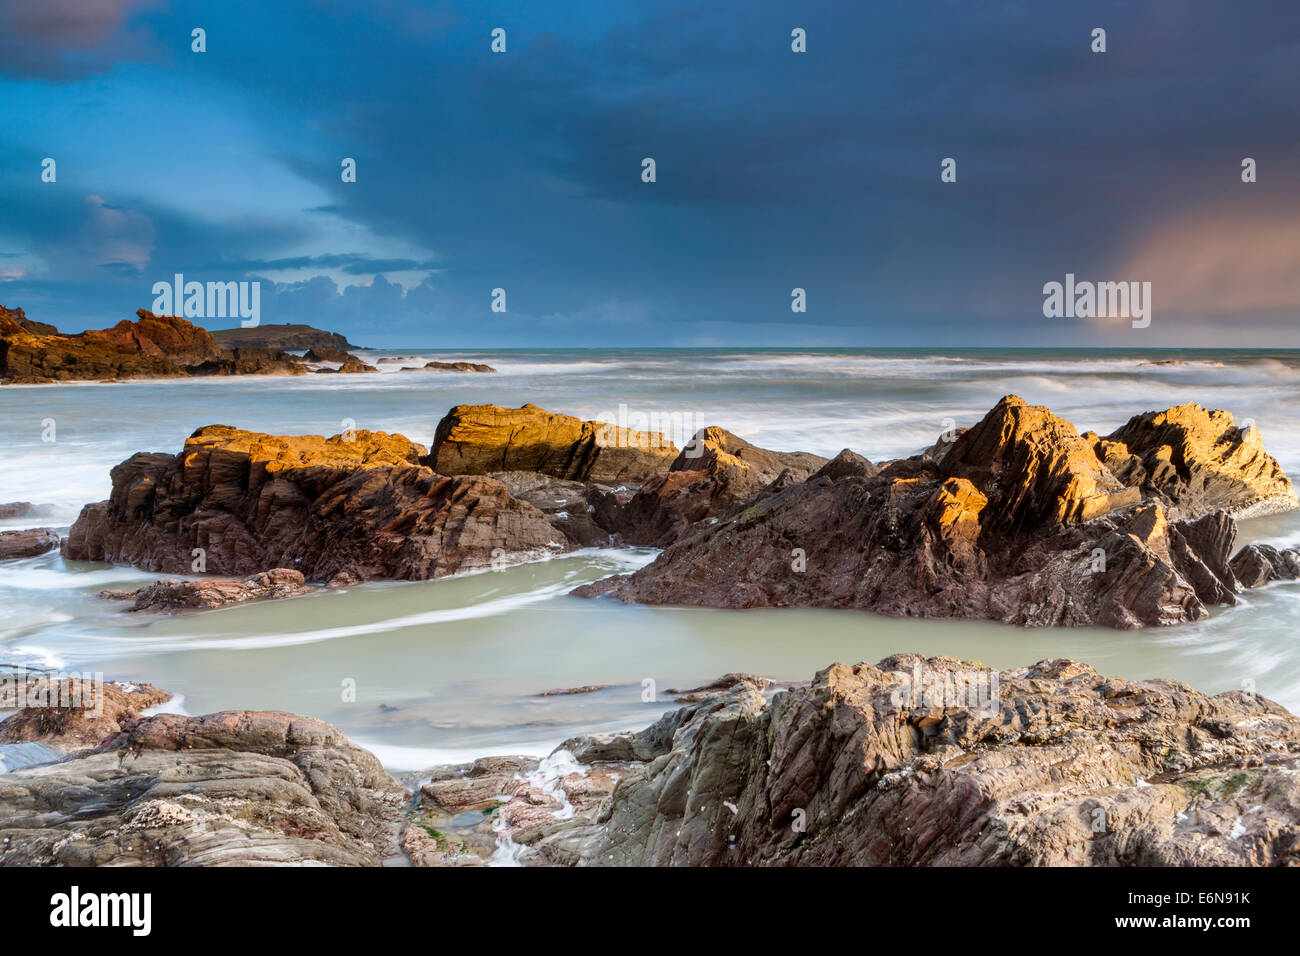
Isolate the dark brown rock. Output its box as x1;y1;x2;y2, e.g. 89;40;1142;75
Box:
810;448;879;481
1230;544;1300;587
488;471;614;547
0;528;60;560
575;396;1291;628
408;360;496;373
611;428;828;547
1;307;306;383
304;347;354;363
64;425;570;581
108;568;315;612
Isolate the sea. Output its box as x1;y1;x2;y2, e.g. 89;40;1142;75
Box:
2;348;1298;770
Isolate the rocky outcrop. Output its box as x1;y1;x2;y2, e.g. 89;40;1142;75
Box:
0;678;171;752
0;528;60;560
0;305;57;335
313;356;378;373
1230;544;1300;588
303;347;355;363
576;396;1297;628
407;360;496;373
612;428;829;546
188;346;309;377
81;310;224;365
63;425;570;581
487;471;617;548
2;310;185;383
209;323;360;352
431;404;679;484
1094;404;1298;519
0;711;406;866
102;568;315;612
1;308;306;383
488;656;1300;867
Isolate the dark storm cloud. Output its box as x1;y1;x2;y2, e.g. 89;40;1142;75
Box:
2;0;1299;345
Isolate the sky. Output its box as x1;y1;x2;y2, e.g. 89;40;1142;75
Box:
1;0;1298;348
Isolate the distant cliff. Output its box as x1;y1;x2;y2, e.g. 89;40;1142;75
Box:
209;323;362;351
0;305;308;383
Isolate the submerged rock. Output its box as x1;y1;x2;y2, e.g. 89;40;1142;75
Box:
64;425;570;581
105;568;315;612
410;360;496;373
499;656;1300;867
577;396;1298;629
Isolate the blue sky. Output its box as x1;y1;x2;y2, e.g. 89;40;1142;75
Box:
2;0;1299;347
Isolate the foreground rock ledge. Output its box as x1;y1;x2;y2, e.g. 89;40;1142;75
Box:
4;658;1298;866
468;656;1300;867
0;711;406;866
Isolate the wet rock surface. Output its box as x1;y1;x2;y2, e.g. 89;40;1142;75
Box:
102;568;316;612
0;528;60;560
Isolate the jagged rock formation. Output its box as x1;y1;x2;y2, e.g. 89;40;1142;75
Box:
101;568;315;612
1230;544;1300;588
0;711;405;866
63;425;570;581
0;304;57;335
576;396;1298;628
613;428;828;546
491;656;1300;867
1093;404;1298;519
431;404;679;484
0;307;307;383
